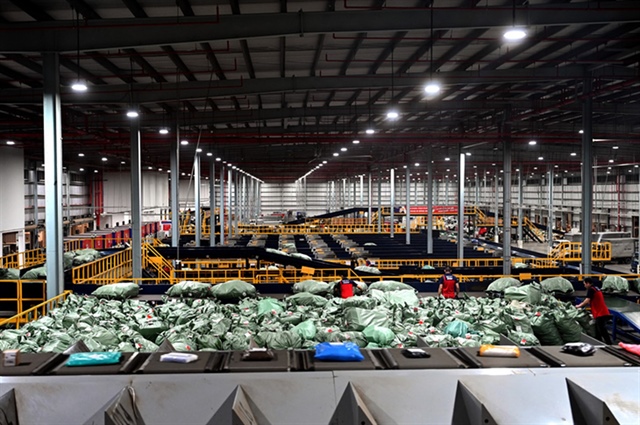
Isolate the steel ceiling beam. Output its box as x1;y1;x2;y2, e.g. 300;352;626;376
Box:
3;66;636;105
1;2;639;52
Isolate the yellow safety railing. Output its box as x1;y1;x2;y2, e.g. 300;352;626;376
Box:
0;290;71;329
72;248;132;284
523;217;547;242
236;223;407;235
550;241;611;262
64;237;133;252
142;243;173;279
0;248;45;269
0;279;47;327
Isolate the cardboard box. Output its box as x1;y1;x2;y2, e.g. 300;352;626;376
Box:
2;349;20;367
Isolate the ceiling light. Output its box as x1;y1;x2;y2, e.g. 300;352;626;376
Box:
126;110;139;118
180;140;189;145
340;147;347;152
445;157;450;161
365;128;375;135
424;81;441;95
570;152;577;156
121;161;125;164
216;157;221;161
612;146;619;150
403;165;407;169
71;80;88;92
159;128;169;135
333;153;339;157
5;140;16;146
206;152;213;156
579;129;584;134
386;110;399;120
94;170;98;173
414;163;420;167
79;168;84;172
503;28;527;41
322;160;328;164
635;165;639;168
78;152;84;157
101;157;107;162
528;140;537;145
158;168;162;171
609;159;614;163
465;152;471;156
352;139;360;144
181;172;186;176
148;166;153;170
196;148;202;153
538;156;544;160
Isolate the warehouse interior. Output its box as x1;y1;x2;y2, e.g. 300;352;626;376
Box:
0;0;640;424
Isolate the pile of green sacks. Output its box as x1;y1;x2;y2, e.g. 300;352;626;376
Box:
0;279;592;353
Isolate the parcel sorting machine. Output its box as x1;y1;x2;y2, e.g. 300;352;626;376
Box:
1;341;639;424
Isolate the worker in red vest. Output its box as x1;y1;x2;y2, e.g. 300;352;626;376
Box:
576;277;612;344
339;276;357;299
437;266;460;299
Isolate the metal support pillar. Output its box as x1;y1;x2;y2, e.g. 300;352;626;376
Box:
359;175;364;208
353;179;357;211
405;167;411;245
503;141;512;275
494;174;499;243
43;52;64;299
129;106;142;279
475;174;479;207
377;172;382;233
194;153;201;247
548;169;554;252
367;172;372;224
518;168;524;248
458;152;465;262
209;160;216;246
32;165;39;248
170;130;179;247
390;168;395;238
219;165;225;245
427;155;434;254
581;76;594;275
227;169;233;238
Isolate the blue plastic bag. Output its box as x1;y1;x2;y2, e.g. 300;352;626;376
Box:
314;342;365;362
65;352;122;367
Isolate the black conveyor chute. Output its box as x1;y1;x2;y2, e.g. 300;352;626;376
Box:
288;207;375;224
156;246;351;270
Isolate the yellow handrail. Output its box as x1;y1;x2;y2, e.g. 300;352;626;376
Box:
142;243;174;279
72;248;133;284
0;248;45;269
550;241;611;262
0;290;71;329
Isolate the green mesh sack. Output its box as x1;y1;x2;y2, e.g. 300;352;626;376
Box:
22;266;46;279
504;283;542;305
316;330;367;347
256;298;285;317
507;330;540;346
486;277;521;293
292;280;334;295
444;320;471;338
91;282;140;300
254;330;303;349
210;280;257;300
0;268;20;279
530;310;564;346
385;290;420;308
354;265;382;275
341;296;377;310
166;281;212;298
369;280;414;292
362;325;395;346
343;307;390;331
553;310;582;343
540;277;575;294
292;319;317;340
602;275;629;294
286;292;329;307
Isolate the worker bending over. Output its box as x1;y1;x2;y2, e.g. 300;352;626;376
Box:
576;277;613;345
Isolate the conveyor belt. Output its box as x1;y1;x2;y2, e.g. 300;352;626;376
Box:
604;296;640;341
